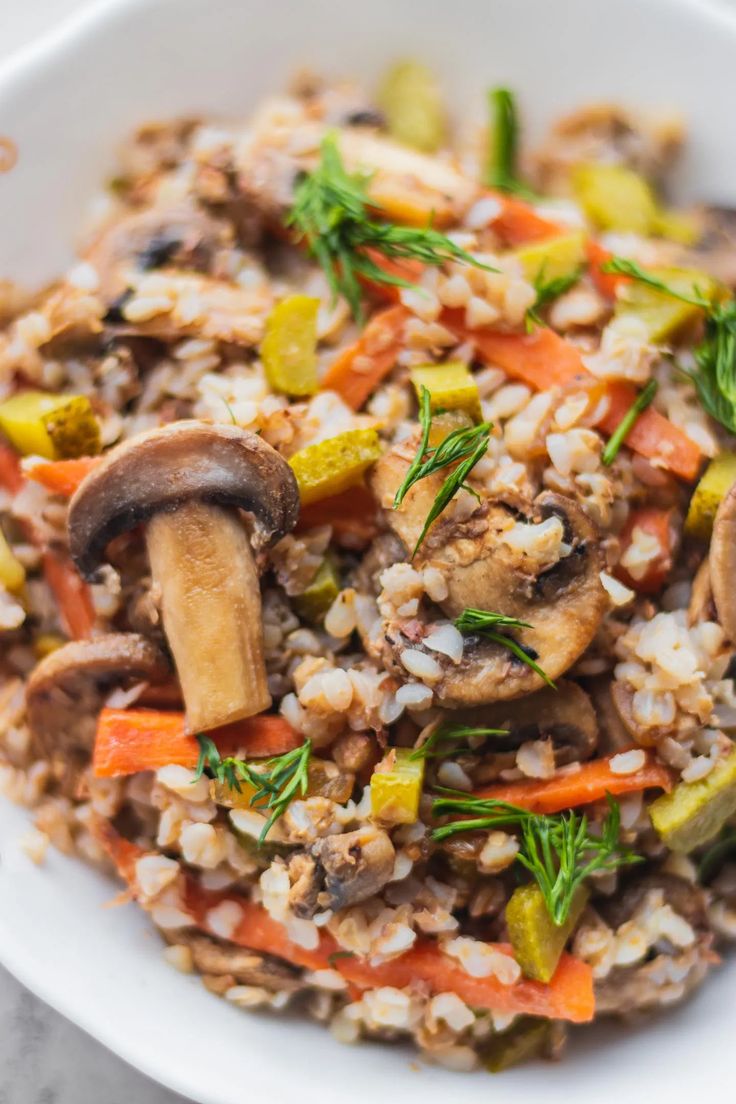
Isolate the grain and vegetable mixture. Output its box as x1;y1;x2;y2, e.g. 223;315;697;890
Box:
2;64;736;1072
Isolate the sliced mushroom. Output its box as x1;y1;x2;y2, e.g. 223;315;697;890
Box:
709;482;736;641
688;555;716;627
171;932;304;993
86;203;229;304
610;680;679;748
450;680;598;766
685;206;736;288
287;826;395;918
26;633;169;759
67;421;299;732
370;444;606;705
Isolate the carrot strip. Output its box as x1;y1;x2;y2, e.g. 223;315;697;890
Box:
597;381;703;482
471;752;674;814
585;239;628;301
446;312;586;389
92;707;304;778
359;249;424;303
488;193;565;246
614;505;677;594
296;484;379;545
321;305;408;410
26;456;101;497
0;442;24;495
41;549;96;640
96;820;594;1024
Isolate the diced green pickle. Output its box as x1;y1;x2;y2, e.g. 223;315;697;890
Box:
685;453;736;539
482;1017;551;1073
512;231;587;285
293;558;340;623
614;266;715;344
410;361;482;423
371;747;424;825
289;428;382;506
0;391;101;459
378;61;445;153
505;883;588;983
261;295;320;397
649;745;736;852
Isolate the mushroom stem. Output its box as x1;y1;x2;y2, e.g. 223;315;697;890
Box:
146;500;270;732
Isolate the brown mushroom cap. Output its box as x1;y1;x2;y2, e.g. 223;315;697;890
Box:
26;633;169;757
371;443;606;705
67;421;300;579
86;203;228;303
710;482;736;641
449;680;598;765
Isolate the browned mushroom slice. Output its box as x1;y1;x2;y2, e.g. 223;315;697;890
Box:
26;633;169;760
287;826;395;918
86;203;229;304
371;445;607;705
450;681;598;766
67;421;299;733
710;482;736;641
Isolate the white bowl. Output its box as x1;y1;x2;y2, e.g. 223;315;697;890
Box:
1;0;735;1100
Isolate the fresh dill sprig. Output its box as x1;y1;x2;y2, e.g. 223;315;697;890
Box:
484;87;536;199
194;735;312;844
454;607;555;687
601;256;736;435
525;264;586;331
601;378;658;466
287;134;494;322
600;257;710;309
431;792;640;925
393;386;491;557
409;722;509;761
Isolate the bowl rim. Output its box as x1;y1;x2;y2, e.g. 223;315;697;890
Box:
2;1;736;1102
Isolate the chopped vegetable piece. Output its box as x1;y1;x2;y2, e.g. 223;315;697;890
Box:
601;379;658;466
0;391;100;459
471;752;673;814
573;164;696;242
289;428;383;506
427;409;474;445
42;550;95;640
512;230;587;285
614;266;715;344
0;527;24;593
449;315;585;388
371;747;424;824
489;193;564;247
93;708;303;778
293;557;340;622
98;819;596;1024
649;744;736;853
615;506;677;594
482;1017;551;1072
261;295;320;396
296;484;379;546
410;361;482;422
321;305;407;409
586;239;626;300
506;883;589;982
25;456;102;497
596;381;703;483
685;452;736;539
377;60;445;153
573;163;659;236
33;633;65;659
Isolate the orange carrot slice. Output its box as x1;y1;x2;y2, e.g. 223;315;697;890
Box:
93;708;304;778
471;752;674;814
597;381;703;482
41;549;96;640
26;456;101;497
296;484;379;545
321;305;408;410
614;505;678;594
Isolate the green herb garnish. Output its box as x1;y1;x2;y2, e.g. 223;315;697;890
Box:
195;735;312;844
485;87;536;199
698;828;736;884
393;385;491;557
288;134;493;322
432;793;640;925
526;264;586;331
409;722;509;761
601;256;736;435
454;607;555;687
601;378;658;466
